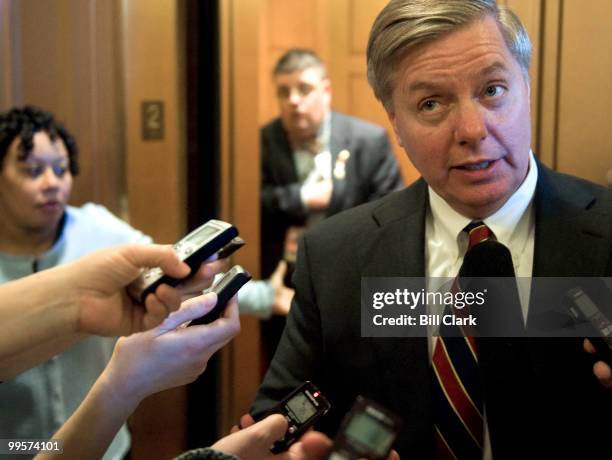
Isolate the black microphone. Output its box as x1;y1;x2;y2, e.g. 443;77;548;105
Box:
459;239;515;278
459;240;524;337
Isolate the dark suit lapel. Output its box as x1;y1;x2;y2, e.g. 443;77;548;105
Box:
328;112;349;216
269;120;299;184
359;181;427;277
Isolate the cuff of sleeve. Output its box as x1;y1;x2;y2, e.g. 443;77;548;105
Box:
172;448;238;460
276;183;307;217
237;280;274;319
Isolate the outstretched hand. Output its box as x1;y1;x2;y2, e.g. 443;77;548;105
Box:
100;293;241;406
270;260;295;316
70;244;193;336
227;413;401;460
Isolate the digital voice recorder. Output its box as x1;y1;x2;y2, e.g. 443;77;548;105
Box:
189;265;252;326
327;396;402;460
128;219;240;303
268;381;331;453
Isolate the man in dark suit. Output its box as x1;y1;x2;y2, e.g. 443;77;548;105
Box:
260;48;403;278
257;49;403;358
252;1;611;458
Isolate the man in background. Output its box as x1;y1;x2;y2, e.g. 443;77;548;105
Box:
255;49;403;359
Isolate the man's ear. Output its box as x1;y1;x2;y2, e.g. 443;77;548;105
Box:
386;110;404;148
322;78;332;105
322;77;331;93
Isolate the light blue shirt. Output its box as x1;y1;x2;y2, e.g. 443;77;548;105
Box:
238;279;275;319
0;203;151;460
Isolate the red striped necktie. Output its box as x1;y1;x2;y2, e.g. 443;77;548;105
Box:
431;222;492;459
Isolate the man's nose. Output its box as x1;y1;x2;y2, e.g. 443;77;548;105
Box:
287;88;304;105
454;101;488;147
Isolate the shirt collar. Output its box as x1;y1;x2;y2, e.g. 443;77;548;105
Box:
428;150;538;246
0;209;69;272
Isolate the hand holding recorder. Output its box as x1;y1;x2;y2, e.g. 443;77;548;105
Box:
565;286;612;389
38;293;241;460
128;219;244;303
246;381;401;459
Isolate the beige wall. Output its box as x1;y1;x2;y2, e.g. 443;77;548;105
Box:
554;0;612;185
217;0;268;433
121;0;186;244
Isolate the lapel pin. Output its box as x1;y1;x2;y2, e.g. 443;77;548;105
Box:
334;150;350;180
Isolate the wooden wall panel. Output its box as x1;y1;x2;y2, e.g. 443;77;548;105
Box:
268;0;316;49
555;0;612;186
537;0;561;168
219;0;263;433
349;0;383;53
122;0;186;244
0;0;23;109
504;0;541;150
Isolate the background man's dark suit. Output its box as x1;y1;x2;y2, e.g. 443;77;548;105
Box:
252;163;612;459
260;110;403;278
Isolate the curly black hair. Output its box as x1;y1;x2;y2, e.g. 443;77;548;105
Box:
0;105;79;175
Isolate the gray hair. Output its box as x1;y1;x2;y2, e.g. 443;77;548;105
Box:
367;0;532;111
273;48;328;79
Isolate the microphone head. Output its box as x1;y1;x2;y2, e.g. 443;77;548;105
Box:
460;239;516;278
458;240;524;336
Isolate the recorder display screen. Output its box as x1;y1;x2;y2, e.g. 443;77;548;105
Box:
183;226;219;246
286;393;317;423
345;413;394;456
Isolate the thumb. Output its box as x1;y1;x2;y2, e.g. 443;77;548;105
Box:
299;431;333;459
156;293;218;332
248;414;288;445
123;244;190;279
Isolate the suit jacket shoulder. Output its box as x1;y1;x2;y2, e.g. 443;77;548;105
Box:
533;163;612;276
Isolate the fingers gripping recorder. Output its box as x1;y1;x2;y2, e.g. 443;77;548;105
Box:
565;286;612;365
190;265;252;326
268;381;331;453
128;219;244;303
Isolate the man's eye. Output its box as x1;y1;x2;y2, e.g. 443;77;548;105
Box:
419;100;439;112
297;84;314;97
484;85;505;98
277;87;290;99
